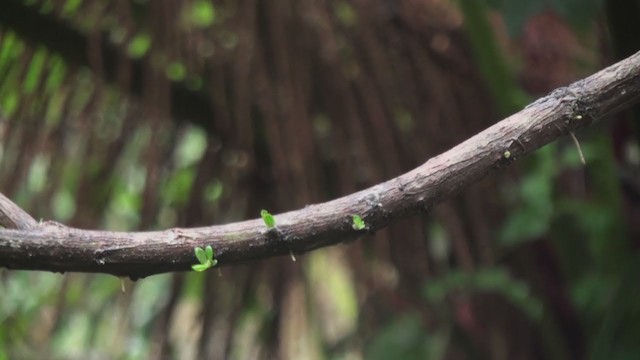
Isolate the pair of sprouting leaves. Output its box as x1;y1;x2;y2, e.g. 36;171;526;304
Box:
193;211;364;271
192;245;217;272
192;210;274;272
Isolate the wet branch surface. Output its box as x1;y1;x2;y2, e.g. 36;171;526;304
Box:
1;51;640;279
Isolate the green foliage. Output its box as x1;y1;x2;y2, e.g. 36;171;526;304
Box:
367;268;544;359
61;0;82;16
492;0;545;36
23;48;46;94
307;251;358;339
457;0;530;115
260;209;276;229
0;273;64;357
165;61;187;81
191;245;217;272
0;0;633;357
0;32;20;71
334;1;356;26
157;126;209;210
185;1;216;28
0;273;61;324
351;214;366;230
424;268;544;320
161;168;196;207
174;127;208;166
480;0;603;35
1;92;18;118
44;91;66;123
44;56;66;93
366;315;440;360
204;179;224;203
549;0;603;29
67;69;95;117
186;76;203;91
102;127;148;230
52;189;76;221
500;144;557;245
126;34;151;59
0;33;25;118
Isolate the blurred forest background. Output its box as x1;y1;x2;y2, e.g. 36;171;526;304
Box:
1;0;640;359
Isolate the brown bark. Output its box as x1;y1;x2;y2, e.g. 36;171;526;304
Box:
1;51;640;279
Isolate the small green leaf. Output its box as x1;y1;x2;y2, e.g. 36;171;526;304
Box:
352;215;366;230
210;258;218;267
191;263;210;272
194;247;207;264
261;209;276;229
205;245;214;261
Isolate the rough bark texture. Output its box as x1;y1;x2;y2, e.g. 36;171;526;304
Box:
1;50;640;278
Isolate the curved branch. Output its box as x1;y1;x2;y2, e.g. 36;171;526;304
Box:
2;52;640;279
0;193;37;230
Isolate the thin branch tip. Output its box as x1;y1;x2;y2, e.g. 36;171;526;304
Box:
0;192;37;230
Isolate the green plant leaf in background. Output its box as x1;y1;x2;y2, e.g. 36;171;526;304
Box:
457;0;530;114
549;0;603;29
185;1;216;28
61;0;82;16
366;314;445;360
334;1;357;27
424;268;543;320
174;127;208;166
499;144;557;245
166;61;187;81
480;0;604;35
127;33;151;59
23;48;46;94
204;179;224;203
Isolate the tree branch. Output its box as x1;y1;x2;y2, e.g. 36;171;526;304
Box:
2;51;640;279
0;193;37;230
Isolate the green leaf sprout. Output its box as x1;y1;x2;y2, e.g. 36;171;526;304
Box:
261;209;276;229
352;214;366;230
191;245;218;272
